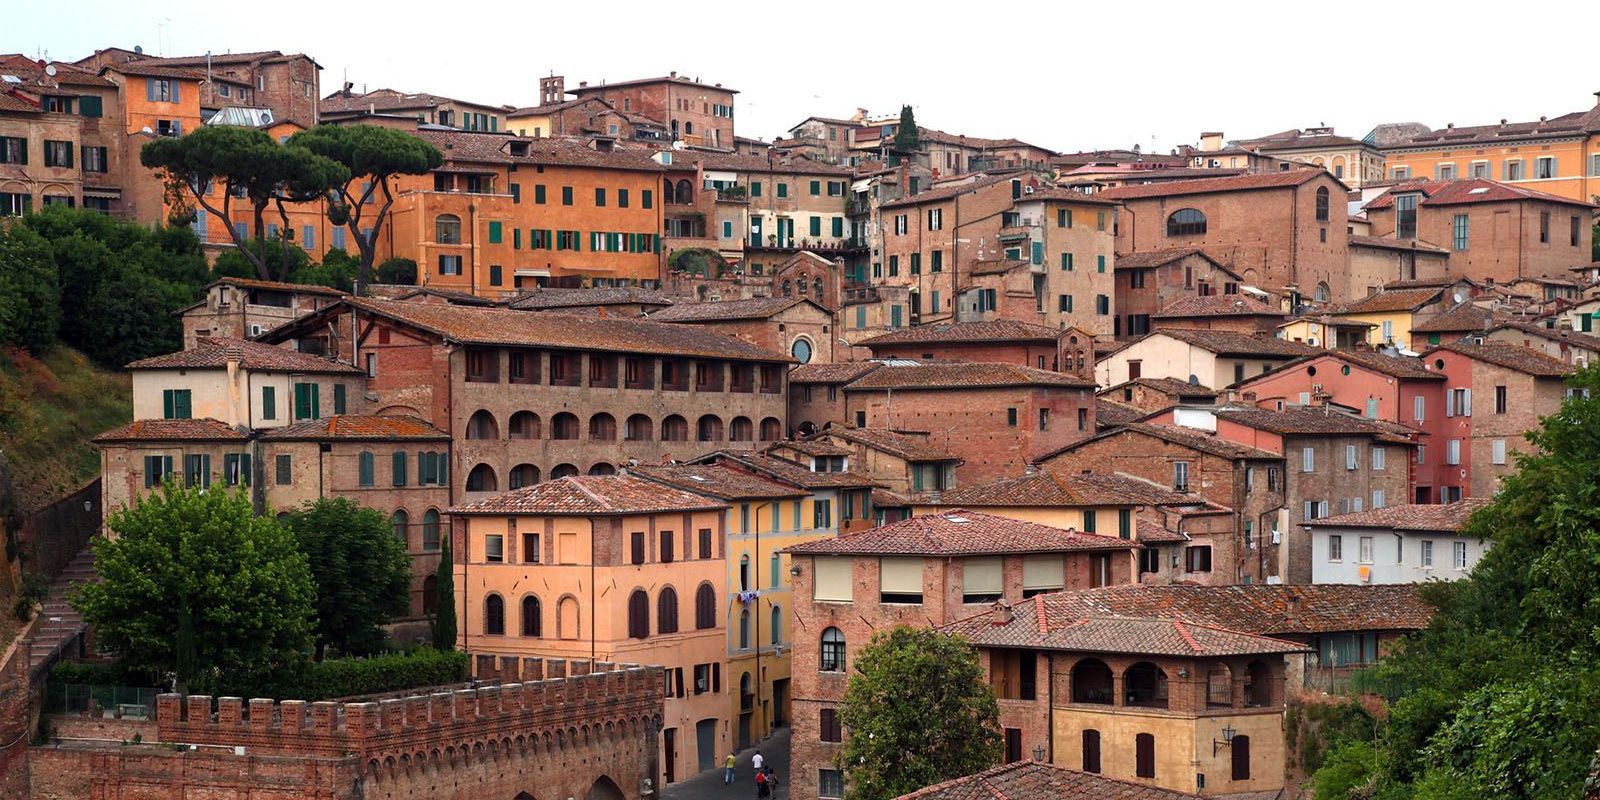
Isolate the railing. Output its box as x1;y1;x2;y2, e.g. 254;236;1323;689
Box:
46;684;161;719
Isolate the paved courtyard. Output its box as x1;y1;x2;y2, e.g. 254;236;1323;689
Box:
663;726;789;800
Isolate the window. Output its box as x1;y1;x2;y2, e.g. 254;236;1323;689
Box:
43;140;73;168
699;528;713;559
820;627;846;672
631;531;646;565
1232;734;1252;781
275;454;292;485
1453;541;1468;569
1422;540;1434;567
879;557;922;603
1435;163;1456;180
292;383;320;420
561;186;573;205
183;454;210;488
1372;446;1386;471
1173;461;1190;491
1184;546;1212;573
0;137;25;165
1302;446;1315;472
819;708;842;743
421;509;441;551
771;604;782;644
1446;439;1461;465
485;533;504;562
1372;489;1386;509
819;769;844;799
82;145;107;173
161;389;192;419
483;595;505;635
695;583;716;629
1504;159;1525;181
1574;215;1584;247
1328;535;1343;561
1315;186;1330;221
1038;408;1050;431
223;453;250;487
1166;208;1206;236
1452;214;1469;250
1346;445;1358;470
962;557;1003;604
1082;730;1101;773
813;499;832;529
1135;733;1156;779
1535;156;1556;179
1395;194;1418;239
628;590;649;638
1540;211;1550;243
522;595;542;637
435;214;461;244
594;187;605;207
1491;438;1507;465
358;451;375;486
1359;536;1374;563
1414;395;1426;422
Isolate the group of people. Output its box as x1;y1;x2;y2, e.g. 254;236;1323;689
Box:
724;749;780;798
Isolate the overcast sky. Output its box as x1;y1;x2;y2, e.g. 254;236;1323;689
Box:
9;1;1599;154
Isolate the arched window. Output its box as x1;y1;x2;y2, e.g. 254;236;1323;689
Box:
674;179;693;205
358;451;375;486
1244;660;1272;707
521;595;542;637
435;214;461;244
509;463;539;490
782;279;792;297
466;410;498;439
625;414;653;441
1314;282;1331;303
1082;729;1101;773
422;509;441;551
820;627;845;672
484;594;505;635
770;605;782;644
729;416;754;442
551;412;580;440
1206;665;1234;708
658;586;679;634
798;274;809;294
1124;662;1169;709
421;574;437;615
557;595;580;639
587;462;616;476
1231;734;1251;781
1166;208;1207;236
759;417;782;441
627;589;649;639
391;510;408;545
1315;186;1330;222
791;338;813;363
1071;658;1114;704
1135;733;1156;779
739;554;751;591
508;411;540;439
695;583;716;629
739;609;750;649
740;672;753;711
684;121;694;135
661;415;689;441
551;463;579;479
814;277;823;297
697;414;724;442
588;413;616;441
663;176;674;201
466;463;498;492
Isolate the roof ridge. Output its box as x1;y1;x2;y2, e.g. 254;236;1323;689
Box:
569;478;612;510
1172;619;1203;652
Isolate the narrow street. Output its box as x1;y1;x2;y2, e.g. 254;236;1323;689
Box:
663;726;790;800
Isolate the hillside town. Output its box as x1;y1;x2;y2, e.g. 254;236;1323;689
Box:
0;29;1598;800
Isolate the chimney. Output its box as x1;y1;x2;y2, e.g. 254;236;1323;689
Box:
990;599;1014;626
1199;131;1225;152
224;346;244;427
669;70;677;79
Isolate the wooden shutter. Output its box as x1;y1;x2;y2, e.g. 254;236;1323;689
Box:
333;384;346;415
1231;735;1250;780
1082;730;1101;773
162;390;174;419
1135;733;1155;778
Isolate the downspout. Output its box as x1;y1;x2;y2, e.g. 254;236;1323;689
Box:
1046;651;1056;761
591;518;598;663
469;202;478;295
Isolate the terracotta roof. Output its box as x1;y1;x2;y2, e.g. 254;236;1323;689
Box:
1409;302;1507;334
1349;234;1450;255
879;174;1012;210
1112;248;1235;274
414;130;667;172
507;287;675;310
1018;583;1436;635
506;97;599;116
893;761;1203;800
696;451;878;490
822;428;960;463
0;92;40;113
1255;349;1442;381
629;463;806;500
448;475;728;515
845;362;1096;391
1491;319;1600;351
857;320;1063;347
212;276;348;297
1211;405;1418;441
785;509;1135;556
1010;187;1120;206
1148;329;1318;358
94;418;247;444
256;415;449;441
934;470;1198;508
1095;399;1144;429
1365;178;1597;210
1427;341;1575;377
788;362;882;384
300;298;791;362
1097;169;1327;201
1155;294;1281;319
319;88;503;116
1305;498;1491;533
672;150;851;176
966;258;1031;278
1104;377;1218;398
389;287;499;307
1136;517;1188;544
567;75;739;95
1234;128;1372;153
126;338;362;374
772;439;854;457
1337;287;1445;314
1389;107;1600;150
646;297;817;322
1041;422;1282;463
103;61;206;81
945;605;1309;657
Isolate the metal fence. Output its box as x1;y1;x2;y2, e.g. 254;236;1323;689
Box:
45;684;161;719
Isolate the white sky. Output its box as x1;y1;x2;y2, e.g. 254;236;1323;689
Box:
8;0;1599;154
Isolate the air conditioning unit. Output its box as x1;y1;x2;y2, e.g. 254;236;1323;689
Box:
249;324;262;337
1307;337;1320;347
1023;185;1035;194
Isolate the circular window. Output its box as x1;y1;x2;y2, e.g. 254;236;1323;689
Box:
791;338;813;364
1307;366;1318;377
1341;365;1351;376
1434;359;1446;370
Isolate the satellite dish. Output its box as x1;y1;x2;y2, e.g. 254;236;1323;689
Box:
44;65;57;77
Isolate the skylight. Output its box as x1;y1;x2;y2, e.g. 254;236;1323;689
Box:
1469;187;1490;194
1;75;21;84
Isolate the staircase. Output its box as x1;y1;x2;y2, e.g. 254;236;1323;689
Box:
28;545;98;670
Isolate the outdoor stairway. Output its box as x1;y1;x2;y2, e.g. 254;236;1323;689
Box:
28;546;98;670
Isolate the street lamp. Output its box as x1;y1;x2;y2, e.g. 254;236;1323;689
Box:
1032;744;1047;762
1212;724;1237;757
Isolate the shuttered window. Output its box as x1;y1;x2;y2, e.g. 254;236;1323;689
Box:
962;557;1003;603
261;386;276;420
1135;733;1156;778
293;383;320;420
358;451;374;486
162;389;192;420
392;451;407;486
879;557;923;603
143;455;174;487
813;557;854;602
627;590;649;639
1022;555;1064;597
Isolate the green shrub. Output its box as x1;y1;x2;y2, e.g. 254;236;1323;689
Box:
1312;740;1379;800
284;648;468;699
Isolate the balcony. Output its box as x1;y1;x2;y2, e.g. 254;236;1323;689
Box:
842;285;880;304
746;237;866;254
715;186;749;203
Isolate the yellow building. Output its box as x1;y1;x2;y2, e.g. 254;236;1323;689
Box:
1377;96;1600;202
1330;286;1450;352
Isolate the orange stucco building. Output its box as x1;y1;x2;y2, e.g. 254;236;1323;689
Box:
449;475;733;785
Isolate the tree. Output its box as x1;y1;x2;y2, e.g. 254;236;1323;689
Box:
0;224;62;353
838;626;1001;800
375;257;418;286
892;105;920;154
72;484;315;694
289;125;443;293
282;498;411;658
432;535;456;651
141;125;347;281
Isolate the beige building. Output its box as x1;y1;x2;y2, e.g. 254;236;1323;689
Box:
1231;127;1385;189
126;337;366;429
1096;329;1317;389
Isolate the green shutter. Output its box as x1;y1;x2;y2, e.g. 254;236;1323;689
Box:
832;217;843;237
418;452;430;485
810;180;820;195
262;386;276;420
79;95;102;118
513;228;522;249
333;383;347;415
162;390;174;419
393;451;407;487
241;453;251;486
488;221;502;243
1097;255;1106;273
359;452;374;486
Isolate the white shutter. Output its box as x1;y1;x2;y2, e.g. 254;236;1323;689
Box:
1372;489;1386;509
1414;395;1425;422
1461;389;1472;416
1303;447;1315;472
1445;390;1456;417
1353;497;1364;513
1304;501;1315;518
1372;447;1386;471
1491;439;1507;465
1346;445;1357;470
879;557;924;595
813;557;854;602
1022;555;1064;590
1318;501;1329;518
962;557;1003;597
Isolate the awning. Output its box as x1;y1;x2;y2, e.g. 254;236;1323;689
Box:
82;187;122;198
514;269;550;278
704;170;737;183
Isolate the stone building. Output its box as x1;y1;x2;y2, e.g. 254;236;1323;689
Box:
1099;377;1218;413
179;277;347;345
447;476;730;784
125;337;366;430
647;296;837;365
0;55;124;215
855;320;1084;373
1111;249;1246;341
787;362;882;437
1346;235;1450;297
784;510;1139;800
1096;329;1316;389
567;73;738;149
1004;187;1122;335
776;426;962;504
77;48;322;126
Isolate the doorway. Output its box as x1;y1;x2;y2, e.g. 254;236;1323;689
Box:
663;727;677;784
696;718;718;772
771;678;789;726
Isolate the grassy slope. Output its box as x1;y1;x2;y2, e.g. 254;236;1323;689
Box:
0;345;130;515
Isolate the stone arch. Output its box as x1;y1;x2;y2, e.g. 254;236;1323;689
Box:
1071;658;1114;704
509;410;541;439
661;414;689;441
588;462;616;476
759;417;782;441
509;463;540;489
466;463;498;492
551;463;579;479
551;412;580;439
557;594;581;639
588;412;617;441
728;416;754;442
697;414;724;441
589;775;627;800
1124;661;1169;709
467;409;499;439
624;413;653;441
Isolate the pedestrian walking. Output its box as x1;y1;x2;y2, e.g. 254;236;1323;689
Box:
755;768;770;799
752;749;764;772
724;752;737;785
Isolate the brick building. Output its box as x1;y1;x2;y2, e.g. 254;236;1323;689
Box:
784;510;1139;800
262;297;790;497
1096;329;1317;389
1038;422;1285;585
320;87;508;131
1111;249;1246;341
448;476;728;784
125;337;366;430
179;277;346;345
1152;294;1284;335
842;363;1098;484
1363;179;1596;283
0;55;123;215
1099;377;1218;413
1231;126;1385;189
1005;188;1121;335
778;426;963;502
647;296;837;365
856;320;1081;372
1347;235;1450;296
1485;320;1600;368
788;362;882;436
78;48;322;126
1099;171;1351;304
507;286;676;316
567;73;737;150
